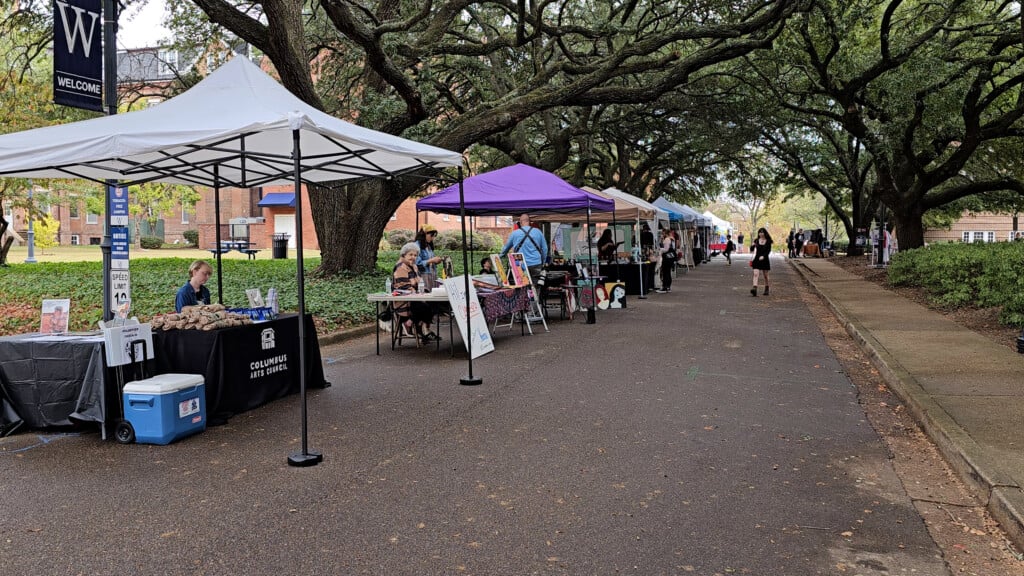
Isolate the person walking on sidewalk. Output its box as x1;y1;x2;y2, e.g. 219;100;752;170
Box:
750;227;773;296
724;234;735;265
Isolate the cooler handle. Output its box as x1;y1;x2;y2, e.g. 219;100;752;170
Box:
129;397;155;408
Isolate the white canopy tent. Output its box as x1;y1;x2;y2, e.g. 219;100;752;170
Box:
0;57;460;187
703;211;734;241
0;56;465;464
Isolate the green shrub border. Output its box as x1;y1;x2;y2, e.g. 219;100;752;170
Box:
888;242;1024;326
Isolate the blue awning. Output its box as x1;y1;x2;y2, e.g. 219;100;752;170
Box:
257;192;295;207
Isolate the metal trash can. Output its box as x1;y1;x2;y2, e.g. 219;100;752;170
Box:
272;233;290;259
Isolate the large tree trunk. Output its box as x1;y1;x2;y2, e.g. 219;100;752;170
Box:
308;178;417;275
891;207;925;251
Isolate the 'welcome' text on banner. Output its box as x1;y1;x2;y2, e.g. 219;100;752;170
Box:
53;0;103;112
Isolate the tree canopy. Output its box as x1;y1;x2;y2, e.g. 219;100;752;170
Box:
164;0;804;272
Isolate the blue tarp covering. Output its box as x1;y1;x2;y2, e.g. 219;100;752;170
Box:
651;198;687;222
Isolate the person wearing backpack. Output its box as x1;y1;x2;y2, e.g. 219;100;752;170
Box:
500;213;549;282
724;234;736;265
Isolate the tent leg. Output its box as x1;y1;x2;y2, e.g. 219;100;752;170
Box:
287;128;323;467
457;166;482;386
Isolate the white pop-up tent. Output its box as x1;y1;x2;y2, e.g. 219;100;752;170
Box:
0;56;465;465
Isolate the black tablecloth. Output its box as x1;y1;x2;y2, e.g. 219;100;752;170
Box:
599;263;655;295
0;335;110;435
152;313;328;425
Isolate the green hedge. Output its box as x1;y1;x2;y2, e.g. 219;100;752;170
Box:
0;250;474;336
888;242;1024;326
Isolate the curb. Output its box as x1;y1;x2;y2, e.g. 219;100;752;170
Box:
317;323;376;347
790;259;1024;550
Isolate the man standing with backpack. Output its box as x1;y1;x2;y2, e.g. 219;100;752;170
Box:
500;213;549;282
724;234;736;265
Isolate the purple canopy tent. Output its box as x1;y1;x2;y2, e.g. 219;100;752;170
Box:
417;164;613;324
416;163;615;215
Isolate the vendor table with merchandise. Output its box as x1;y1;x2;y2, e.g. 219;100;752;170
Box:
368;288;531;355
151;313;327;425
0;314;327;436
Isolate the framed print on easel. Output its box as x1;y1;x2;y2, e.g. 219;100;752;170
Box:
489;254;511;287
507;252;528;287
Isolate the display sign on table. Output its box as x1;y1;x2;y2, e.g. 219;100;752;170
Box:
442;275;493;359
40;298;71;334
103;321;154;367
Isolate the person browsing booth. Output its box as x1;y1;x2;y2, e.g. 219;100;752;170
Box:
500;213;548;282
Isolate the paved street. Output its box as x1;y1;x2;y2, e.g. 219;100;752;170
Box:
1;255;949;575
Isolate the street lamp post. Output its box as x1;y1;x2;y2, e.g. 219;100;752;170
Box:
24;181;37;264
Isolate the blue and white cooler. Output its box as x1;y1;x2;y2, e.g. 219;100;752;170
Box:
122;374;206;445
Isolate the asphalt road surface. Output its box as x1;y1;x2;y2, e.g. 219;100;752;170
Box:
1;256;949;575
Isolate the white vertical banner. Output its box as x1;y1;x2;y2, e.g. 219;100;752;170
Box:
442;275;493;359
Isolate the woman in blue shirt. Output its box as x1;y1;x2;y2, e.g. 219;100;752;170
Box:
416;224;443;288
175;260;213;312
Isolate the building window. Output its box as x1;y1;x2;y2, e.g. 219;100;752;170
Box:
86;213;99;225
442;214;450;221
89;237;101;245
3;202;11;219
69;202;79;219
147;97;163;108
390;213;397;221
963;231;995;243
70;234;80;246
158;49;178;76
181;209;190;225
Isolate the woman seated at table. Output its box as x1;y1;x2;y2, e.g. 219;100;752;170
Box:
175;259;213;312
394;242;440;342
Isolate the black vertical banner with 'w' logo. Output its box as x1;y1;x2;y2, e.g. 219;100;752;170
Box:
53;0;103;112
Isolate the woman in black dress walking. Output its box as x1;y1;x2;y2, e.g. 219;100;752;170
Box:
750;227;773;296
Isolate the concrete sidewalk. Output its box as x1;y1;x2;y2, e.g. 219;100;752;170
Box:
792;257;1024;548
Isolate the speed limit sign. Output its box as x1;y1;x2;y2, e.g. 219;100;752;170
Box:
110;270;131;313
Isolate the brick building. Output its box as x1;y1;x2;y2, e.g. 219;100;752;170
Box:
924;212;1022;244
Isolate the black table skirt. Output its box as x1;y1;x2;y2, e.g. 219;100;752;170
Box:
599;263;655;295
152;313;328;425
0;336;110;434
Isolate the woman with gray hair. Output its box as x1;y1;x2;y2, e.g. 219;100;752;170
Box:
393;242;440;341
